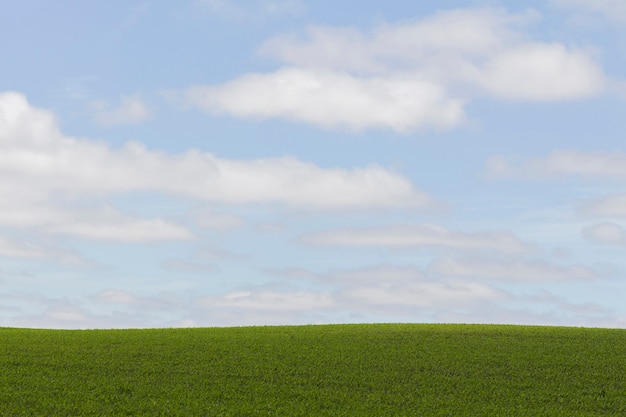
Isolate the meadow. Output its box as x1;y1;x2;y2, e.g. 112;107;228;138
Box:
1;323;625;416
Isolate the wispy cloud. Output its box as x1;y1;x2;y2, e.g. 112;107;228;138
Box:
579;194;626;217
0;236;56;259
90;95;152;127
55;75;98;100
430;256;603;281
486;150;626;180
3;256;617;328
198;0;305;20
300;224;535;254
553;0;626;22
581;222;626;245
161;259;218;273
45;208;194;242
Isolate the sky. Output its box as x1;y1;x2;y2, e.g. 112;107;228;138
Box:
1;0;626;329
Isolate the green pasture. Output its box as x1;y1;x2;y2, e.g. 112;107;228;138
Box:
1;324;625;416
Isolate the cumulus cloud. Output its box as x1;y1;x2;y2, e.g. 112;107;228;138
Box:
474;42;604;101
0;90;437;260
259;8;524;73
178;7;606;132
486;150;626;180
261;10;603;101
182;69;464;132
90;95;151;126
430;257;601;281
582;222;626;245
300;224;535;254
0;91;431;215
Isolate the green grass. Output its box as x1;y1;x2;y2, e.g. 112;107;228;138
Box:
1;324;626;416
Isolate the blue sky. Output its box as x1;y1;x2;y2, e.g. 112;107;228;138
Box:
2;0;626;328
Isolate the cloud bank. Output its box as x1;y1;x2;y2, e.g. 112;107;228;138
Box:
0;91;431;209
0;91;433;252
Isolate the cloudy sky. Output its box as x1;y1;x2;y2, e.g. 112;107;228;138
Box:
2;0;626;329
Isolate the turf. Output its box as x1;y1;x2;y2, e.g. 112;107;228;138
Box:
1;323;625;416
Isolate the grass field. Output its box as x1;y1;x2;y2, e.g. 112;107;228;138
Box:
1;324;626;416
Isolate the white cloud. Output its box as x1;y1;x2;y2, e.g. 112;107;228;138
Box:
179;7;606;132
201;290;335;311
315;264;505;309
0;204;192;243
324;265;427;285
0;90;437;260
0;236;54;259
46;208;194;242
92;290;179;312
161;259;218;273
193;244;244;261
553;0;626;22
0;234;83;264
579;194;626;217
6;300;152;329
90;95;151;127
198;264;504;318
582;222;626;245
182;69;464;132
189;208;244;231
341;280;501;309
95;289;138;304
488;151;626;221
486;150;626;180
0;91;432;213
475;42;604;101
261;8;603;101
323;265;503;309
259;8;526;73
3;261;618;328
430;257;601;281
300;224;535;254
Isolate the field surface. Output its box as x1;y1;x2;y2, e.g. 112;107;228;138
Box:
1;324;626;416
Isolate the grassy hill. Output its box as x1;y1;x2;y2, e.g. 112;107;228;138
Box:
1;323;625;416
